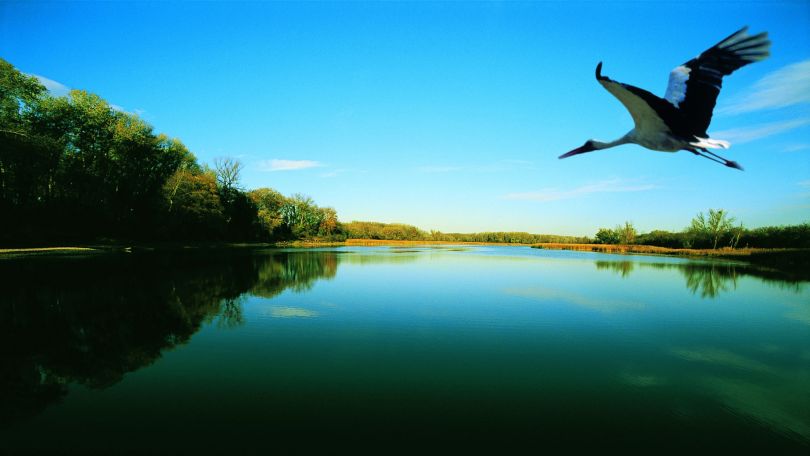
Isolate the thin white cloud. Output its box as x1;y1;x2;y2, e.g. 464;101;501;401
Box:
108;103;145;117
711;118;810;144
258;159;324;172
720;59;810;114
504;178;657;202
28;73;144;116
30;74;70;97
320;168;364;178
798;180;810;188
417;165;464;173
784;144;810;153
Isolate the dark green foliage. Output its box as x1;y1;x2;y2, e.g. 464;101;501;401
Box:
161;169;226;239
635;230;689;249
1;59;209;243
741;223;810;249
0;250;339;425
0;58;342;245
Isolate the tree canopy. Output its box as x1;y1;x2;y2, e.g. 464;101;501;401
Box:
0;58;347;245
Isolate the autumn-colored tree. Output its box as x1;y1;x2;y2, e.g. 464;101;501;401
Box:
318;207;339;236
249;188;287;239
162;169;225;239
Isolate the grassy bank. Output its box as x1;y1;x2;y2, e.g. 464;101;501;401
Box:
531;242;810;259
344;239;528;247
3;239;806;257
531;243;810;280
0;246;105;258
529;242;791;257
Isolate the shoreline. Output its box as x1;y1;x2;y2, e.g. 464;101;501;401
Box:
1;239;806;257
2;240;808;276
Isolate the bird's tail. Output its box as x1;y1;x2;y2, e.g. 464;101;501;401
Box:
689;137;731;150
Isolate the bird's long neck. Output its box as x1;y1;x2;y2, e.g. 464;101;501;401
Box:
592;132;634;150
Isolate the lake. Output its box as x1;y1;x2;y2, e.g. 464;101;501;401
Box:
1;246;808;452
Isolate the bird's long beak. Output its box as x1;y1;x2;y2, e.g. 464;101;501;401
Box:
559;144;592;159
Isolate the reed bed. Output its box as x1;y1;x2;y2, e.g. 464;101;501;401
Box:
344;239;522;247
530;242;807;259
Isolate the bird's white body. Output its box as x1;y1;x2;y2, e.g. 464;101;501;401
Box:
560;27;770;170
591;129;682;154
630;129;685;152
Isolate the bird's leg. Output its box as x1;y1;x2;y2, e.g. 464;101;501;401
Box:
689;148;743;170
701;148;744;170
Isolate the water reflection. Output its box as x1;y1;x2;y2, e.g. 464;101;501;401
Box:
595;259;803;298
0;250;339;427
667;346;810;441
1;248;808;451
595;260;635;277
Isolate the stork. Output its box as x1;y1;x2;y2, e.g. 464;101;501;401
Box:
559;27;771;170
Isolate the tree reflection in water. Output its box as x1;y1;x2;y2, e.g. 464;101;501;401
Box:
0;250;340;428
679;263;739;298
595;260;635;278
595;259;802;298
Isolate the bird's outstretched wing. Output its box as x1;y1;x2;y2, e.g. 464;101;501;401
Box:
595;62;679;135
664;27;771;137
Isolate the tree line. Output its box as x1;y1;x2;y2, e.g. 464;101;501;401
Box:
0;59;343;245
594;210;810;249
2;58;807;248
342;221;590;244
0;58;633;248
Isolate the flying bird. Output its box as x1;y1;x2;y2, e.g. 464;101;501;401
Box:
559;27;771;170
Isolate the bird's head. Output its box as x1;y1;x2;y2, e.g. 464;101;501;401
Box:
559;140;598;159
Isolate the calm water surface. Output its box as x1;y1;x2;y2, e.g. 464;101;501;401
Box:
1;246;808;452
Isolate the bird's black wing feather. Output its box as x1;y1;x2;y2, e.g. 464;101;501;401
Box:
666;27;770;137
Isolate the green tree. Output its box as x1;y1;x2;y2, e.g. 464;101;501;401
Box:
616;221;637;244
0;58;352;245
688;209;735;249
595;227;620;244
162;168;225;239
318;207;339;236
249;188;288;239
0;59;56;219
280;194;324;238
729;223;744;249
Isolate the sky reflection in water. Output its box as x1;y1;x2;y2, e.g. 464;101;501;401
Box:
1;246;808;452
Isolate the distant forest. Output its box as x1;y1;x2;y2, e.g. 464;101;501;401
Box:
1;58;807;249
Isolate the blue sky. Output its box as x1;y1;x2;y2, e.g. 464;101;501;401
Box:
2;1;808;235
